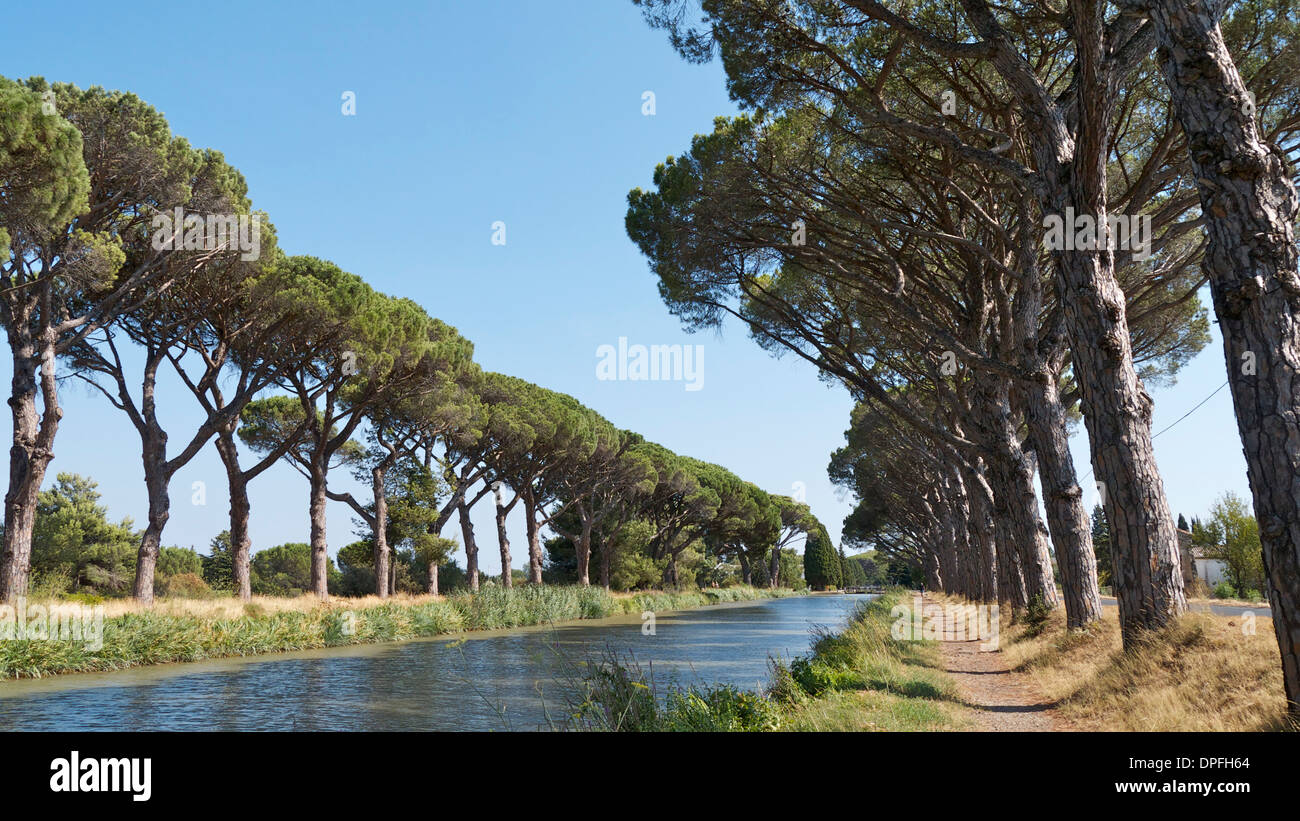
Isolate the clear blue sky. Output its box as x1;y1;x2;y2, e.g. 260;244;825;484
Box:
0;1;1250;576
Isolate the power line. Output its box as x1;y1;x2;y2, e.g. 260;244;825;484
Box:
1152;380;1230;439
1079;379;1231;485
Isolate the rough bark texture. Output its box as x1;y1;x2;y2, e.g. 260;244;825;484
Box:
373;465;390;599
459;500;479;592
1147;0;1300;709
493;484;512;589
1053;224;1185;639
975;377;1056;609
921;540;942;592
308;463;330;598
131;430;170;604
427;562;439;595
0;339;59;603
215;430;253;601
963;463;999;602
523;490;544;585
1023;373;1103;627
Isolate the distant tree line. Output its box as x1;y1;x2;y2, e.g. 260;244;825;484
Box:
0;78;823;605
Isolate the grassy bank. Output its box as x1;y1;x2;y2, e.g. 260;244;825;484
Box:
0;585;799;680
568;589;972;731
994;599;1294;731
773;591;971;731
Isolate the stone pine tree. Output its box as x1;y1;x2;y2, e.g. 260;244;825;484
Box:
238;258;443;597
767;495;816;588
630;0;1188;644
0;79;218;601
64;153;274;603
1144;0;1300;715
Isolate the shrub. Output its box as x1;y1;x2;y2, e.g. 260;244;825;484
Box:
662;685;783;731
159;572;213;599
1023;593;1053;637
1212;581;1237;599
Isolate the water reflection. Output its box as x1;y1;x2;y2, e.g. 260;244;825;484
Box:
0;594;870;731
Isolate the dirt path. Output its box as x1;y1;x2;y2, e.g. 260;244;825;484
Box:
924;598;1060;731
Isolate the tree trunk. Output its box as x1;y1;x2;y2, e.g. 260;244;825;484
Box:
459;500;479;592
1033;11;1186;635
1023;373;1102;627
599;537;611;591
974;376;1055;610
738;551;751;586
963;462;999;603
575;509;594;587
945;469;976;599
373;464;389;599
663;557;678;589
214;430;253;601
131;430;171;604
1147;0;1300;713
1057;242;1186;639
493;485;512;589
523;490;544;585
921;534;942;592
309;464;330;598
0;340;58;603
768;544;781;589
427;562;439;595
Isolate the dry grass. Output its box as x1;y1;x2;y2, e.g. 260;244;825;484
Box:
997;603;1293;731
29;592;437;621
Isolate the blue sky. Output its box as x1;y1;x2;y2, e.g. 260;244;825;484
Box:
1;0;1249;576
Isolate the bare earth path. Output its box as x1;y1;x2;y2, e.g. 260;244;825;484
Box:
924;598;1060;731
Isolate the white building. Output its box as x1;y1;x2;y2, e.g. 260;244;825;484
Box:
1191;546;1229;588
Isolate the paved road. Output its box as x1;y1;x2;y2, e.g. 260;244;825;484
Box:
1100;596;1270;618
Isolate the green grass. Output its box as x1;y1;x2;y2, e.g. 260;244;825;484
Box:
0;585;799;680
564;588;970;732
774;590;971;731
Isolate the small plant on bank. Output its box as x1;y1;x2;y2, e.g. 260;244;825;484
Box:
1023;593;1053;638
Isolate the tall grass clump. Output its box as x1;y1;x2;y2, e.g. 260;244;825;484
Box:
562;646;783;732
447;585;616;629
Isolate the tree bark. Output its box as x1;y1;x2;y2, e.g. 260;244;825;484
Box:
921;535;942;593
599;537;612;591
575;507;594;587
373;464;389;599
1146;0;1300;713
738;551;751;586
426;562;439;595
131;429;171;604
459;500;479;592
0;337;58;603
974;376;1056;610
962;462;999;603
768;544;781;589
308;461;330;598
493;484;512;589
522;489;544;585
214;429;253;601
1022;372;1102;627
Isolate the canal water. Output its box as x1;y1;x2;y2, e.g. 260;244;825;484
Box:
0;593;871;731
